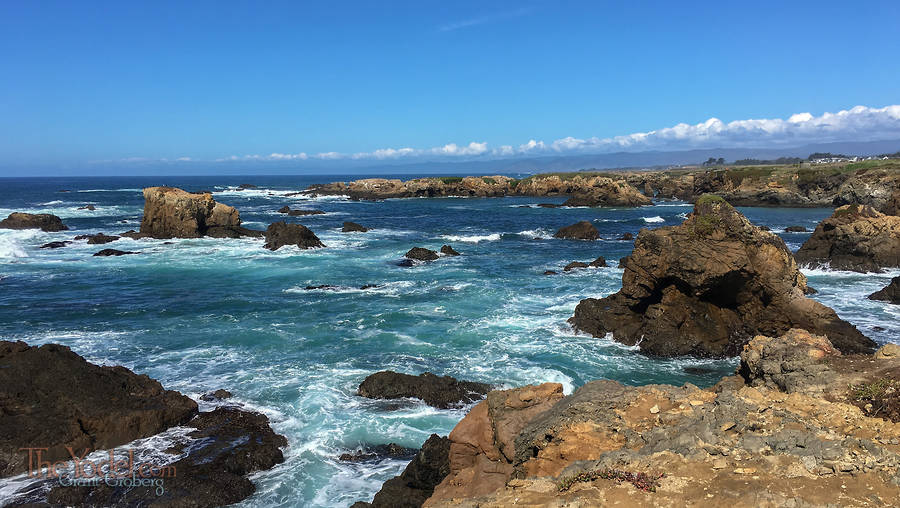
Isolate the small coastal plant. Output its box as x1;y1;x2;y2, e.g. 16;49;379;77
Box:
557;468;664;493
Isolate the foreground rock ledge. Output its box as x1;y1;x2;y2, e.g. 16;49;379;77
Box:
379;329;900;508
570;195;875;357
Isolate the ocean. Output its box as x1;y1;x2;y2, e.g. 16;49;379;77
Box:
1;175;897;507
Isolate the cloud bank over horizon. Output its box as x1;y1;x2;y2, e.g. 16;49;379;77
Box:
106;105;900;165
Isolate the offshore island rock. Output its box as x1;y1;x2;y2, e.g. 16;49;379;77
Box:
263;222;325;250
794;204;900;272
357;371;491;409
554;221;600;241
0;212;68;232
569;195;875;357
137;186;263;239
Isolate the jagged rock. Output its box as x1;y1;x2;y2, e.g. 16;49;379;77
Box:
74;233;120;244
795;204;900;272
569;195;875;357
882;188;900;215
277;205;291;213
286;208;325;216
543;270;558;275
537;203;561;208
426;384;564;504
93;248;136;256
563;261;589;271
0;212;67;232
47;407;287;508
263;222;324;250
561;178;652;207
440;245;460;256
354;434;450;508
618;232;634;240
200;389;233;401
40;241;69;249
869;276;900;303
589;256;607;267
0;341;198;477
406;247;439;261
784;225;807;232
554;221;599;241
357;371;491;409
739;328;841;393
238;183;257;189
77;204;96;211
343;221;370;232
138;187;261;239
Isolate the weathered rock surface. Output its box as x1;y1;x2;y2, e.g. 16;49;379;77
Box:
0;340;198;478
74;233;120;244
795;204;900;272
342;221;370;232
0;212;68;232
46;407;287;508
138;187;262;239
440;245;460;256
570;196;875;357
416;330;900;507
869;276;900;303
561;178;652;207
357;371;491;409
406;247;439;261
263;222;325;250
554;221;599;241
353;434;451;508
93;248;137;256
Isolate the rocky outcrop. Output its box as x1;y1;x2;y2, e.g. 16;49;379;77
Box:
357;371;491;409
40;241;69;249
554;221;599;240
560;178;652;207
440;245;460;256
46;407;287;508
869;276;900;303
137;187;262;239
406;247;439;261
353;434;451;508
0;212;67;232
795;204;900;272
570;196;875;357
93;248;136;256
343;221;370;232
414;329;900;507
263;222;325;250
784;225;807;232
278;206;325;216
0;341;198;477
74;233;119;244
308;176;515;200
340;443;416;463
200;389;233;401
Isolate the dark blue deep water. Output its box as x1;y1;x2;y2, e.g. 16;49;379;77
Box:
1;175;897;506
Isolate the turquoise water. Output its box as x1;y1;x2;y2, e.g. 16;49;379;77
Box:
1;175;897;507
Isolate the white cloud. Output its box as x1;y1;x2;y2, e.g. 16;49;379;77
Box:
124;105;900;165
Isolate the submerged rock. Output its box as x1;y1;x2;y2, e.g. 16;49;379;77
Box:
138;186;262;239
617;232;634;240
77;204;96;211
784;225;807;232
263;222;325;250
569;195;875;357
794;204;900;272
74;232;120;244
93;248;137;256
439;245;460;256
0;341;198;477
406;247;439;261
357;371;491;409
39;241;70;249
563;261;589;271
342;221;370;232
869;276;900;304
554;221;600;241
0;212;67;232
200;389;233;401
339;443;416;462
352;434;450;508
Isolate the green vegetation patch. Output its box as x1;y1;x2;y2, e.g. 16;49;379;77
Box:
438;176;463;184
557;468;664;493
833;203;860;218
848;377;900;423
690;214;722;236
696;194;726;206
481;177;497;185
723;166;779;186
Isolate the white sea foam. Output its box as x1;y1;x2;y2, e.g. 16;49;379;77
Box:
517;228;554;239
643;216;665;223
440;233;501;243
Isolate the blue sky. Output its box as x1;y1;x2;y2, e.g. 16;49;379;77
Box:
1;0;899;174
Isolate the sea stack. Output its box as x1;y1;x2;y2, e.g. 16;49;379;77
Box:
137;187;263;239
